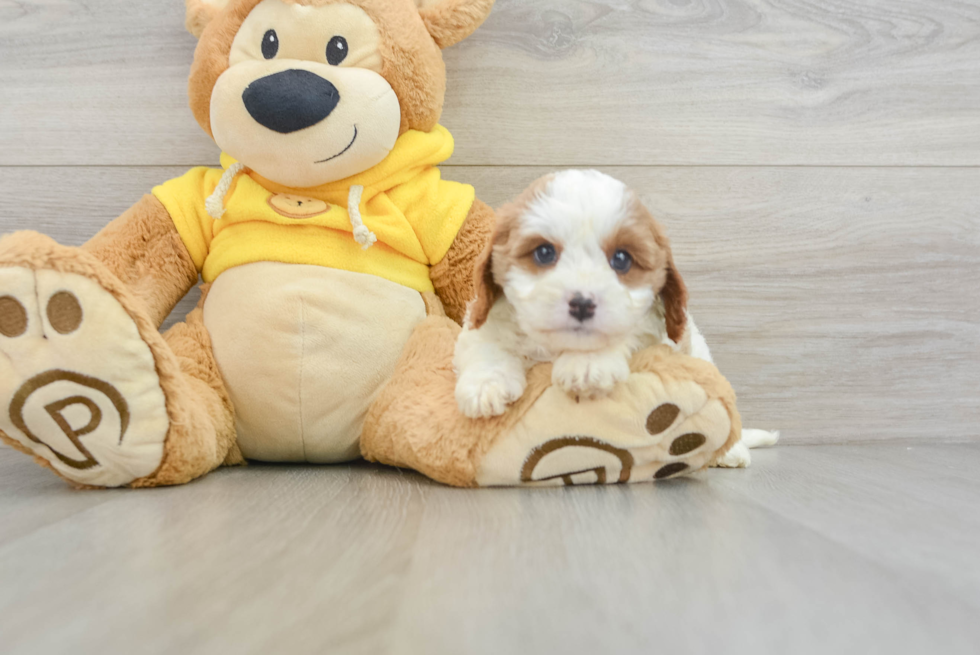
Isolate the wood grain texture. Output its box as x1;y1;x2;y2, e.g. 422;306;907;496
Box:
1;165;977;443
1;1;978;653
0;441;118;548
391;444;980;655
710;443;980;603
2;0;980;166
1;443;979;655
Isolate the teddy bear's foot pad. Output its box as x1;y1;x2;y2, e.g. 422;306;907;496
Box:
476;371;732;486
0;266;168;487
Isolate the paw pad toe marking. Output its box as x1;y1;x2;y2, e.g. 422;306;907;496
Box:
476;371;732;487
521;436;633;485
645;403;680;435
669;432;707;456
0;296;28;338
0;268;169;486
46;291;82;334
654;462;689;480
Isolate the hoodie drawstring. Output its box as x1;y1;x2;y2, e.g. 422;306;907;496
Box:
205;163;247;220
347;185;377;250
206;165;377;250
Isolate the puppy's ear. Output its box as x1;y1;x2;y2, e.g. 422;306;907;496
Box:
415;0;496;49
185;0;230;39
660;251;688;343
466;174;546;329
631;194;688;343
466;236;502;330
466;199;519;329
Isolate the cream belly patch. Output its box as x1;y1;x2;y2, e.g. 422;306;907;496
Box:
203;262;426;463
267;193;330;219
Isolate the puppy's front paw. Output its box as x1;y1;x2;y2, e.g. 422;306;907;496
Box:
456;368;527;419
712;441;752;468
552;352;631;400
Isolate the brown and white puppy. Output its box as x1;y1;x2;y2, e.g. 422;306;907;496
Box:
453;170;780;466
453;170;688;418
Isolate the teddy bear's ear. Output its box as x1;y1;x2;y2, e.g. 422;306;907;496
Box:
415;0;495;49
186;0;231;38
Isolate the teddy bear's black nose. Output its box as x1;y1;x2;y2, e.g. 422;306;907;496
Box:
242;69;340;134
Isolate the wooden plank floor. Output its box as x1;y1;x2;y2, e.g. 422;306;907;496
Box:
1;443;979;654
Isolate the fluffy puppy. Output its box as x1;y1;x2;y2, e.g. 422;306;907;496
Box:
454;170;688;419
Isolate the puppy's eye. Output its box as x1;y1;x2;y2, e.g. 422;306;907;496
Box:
326;36;349;66
533;243;558;266
610;250;633;274
261;30;279;59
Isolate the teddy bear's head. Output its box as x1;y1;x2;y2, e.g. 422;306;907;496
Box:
185;0;494;188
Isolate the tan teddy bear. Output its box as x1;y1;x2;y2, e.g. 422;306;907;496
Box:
0;0;741;488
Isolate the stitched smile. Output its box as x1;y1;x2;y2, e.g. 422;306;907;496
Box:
315;125;358;164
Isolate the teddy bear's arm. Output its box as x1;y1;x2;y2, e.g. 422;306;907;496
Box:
82;194;199;328
429;197;495;325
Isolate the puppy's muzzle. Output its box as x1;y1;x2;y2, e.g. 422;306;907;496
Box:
243;69;340;134
568;294;596;322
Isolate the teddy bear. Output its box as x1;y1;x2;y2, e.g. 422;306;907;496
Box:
0;0;742;489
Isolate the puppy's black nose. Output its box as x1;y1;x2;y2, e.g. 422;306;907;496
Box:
568;294;596;322
242;69;340;134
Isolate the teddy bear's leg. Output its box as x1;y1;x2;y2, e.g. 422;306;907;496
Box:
0;232;236;488
139;301;241;487
477;347;742;486
361;315;494;487
361;315;741;487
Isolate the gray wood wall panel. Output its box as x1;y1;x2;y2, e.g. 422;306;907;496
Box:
0;0;976;446
2;0;980;166
0;165;976;444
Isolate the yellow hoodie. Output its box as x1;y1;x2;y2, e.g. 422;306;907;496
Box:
152;125;475;293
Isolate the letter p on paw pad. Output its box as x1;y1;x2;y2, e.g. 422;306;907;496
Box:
0;266;169;487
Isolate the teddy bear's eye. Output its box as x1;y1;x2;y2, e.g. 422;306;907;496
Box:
261;30;279;59
326;36;348;66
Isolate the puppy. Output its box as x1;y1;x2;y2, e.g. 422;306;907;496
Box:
454;170;688;419
453;170;780;466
